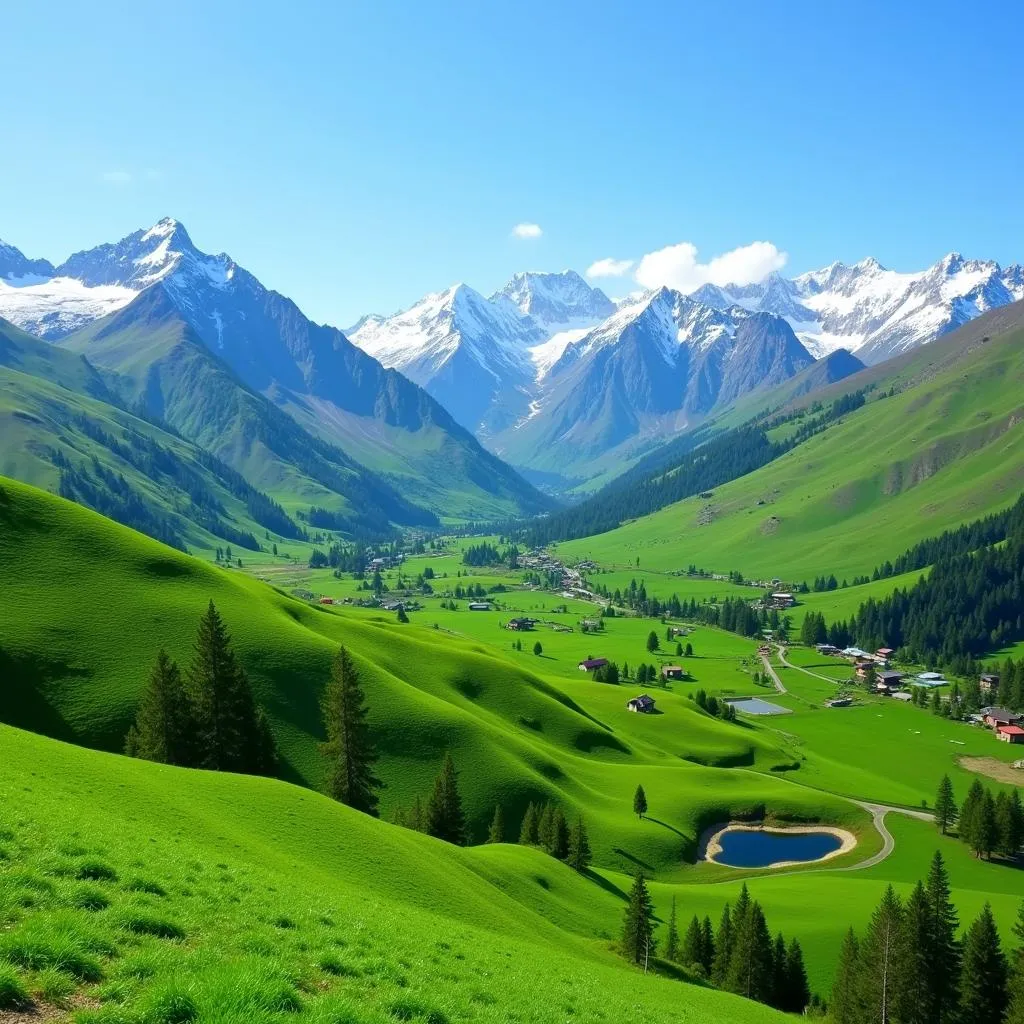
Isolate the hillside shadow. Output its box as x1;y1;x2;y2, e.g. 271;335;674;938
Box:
585;869;628;902
612;847;655;872
645;816;685;838
0;650;89;745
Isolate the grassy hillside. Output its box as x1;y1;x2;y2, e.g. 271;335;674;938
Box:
0;476;869;882
557;307;1024;580
0;722;790;1024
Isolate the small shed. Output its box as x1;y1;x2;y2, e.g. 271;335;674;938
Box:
627;694;656;713
661;665;686;680
468;602;491;611
980;673;1000;692
578;658;609;672
998;725;1024;744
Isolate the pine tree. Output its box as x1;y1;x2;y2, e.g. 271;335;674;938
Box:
725;899;773;1002
633;784;648;819
567;815;591;872
407;794;426;832
894;880;930;1024
187;601;274;773
996;789;1024;857
662;899;680;963
538;803;555;851
487;804;505;844
681;913;704;969
976;790;999;859
924;850;960;1024
425;753;466;845
621;871;655;967
961;778;986;852
320;645;380;815
700;915;716;977
784;938;810;1014
550;808;570;859
646;630;659;653
125;649;193;766
519;802;539;844
958;904;1008;1024
934;774;958;834
858;886;904;1024
770;931;788;1009
1004;901;1024;1024
830;928;862;1024
711;903;733;985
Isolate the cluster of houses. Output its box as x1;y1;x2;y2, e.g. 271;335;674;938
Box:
976;706;1024;744
767;592;796;609
506;617;535;632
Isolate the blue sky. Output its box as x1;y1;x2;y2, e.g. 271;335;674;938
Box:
4;0;1022;325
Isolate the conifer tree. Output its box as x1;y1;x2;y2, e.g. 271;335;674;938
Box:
621;871;656;967
519;802;539;844
1004;901;1024;1024
857;886;904;1024
894;880;930;1024
407;794;426;832
320;645;380;814
924;851;960;1024
538;802;555;850
425;752;466;845
662;899;680;963
699;915;716;977
550;807;570;859
125;649;193;766
770;932;788;1009
830;928;862;1024
633;784;648;819
997;789;1024;857
487;804;505;844
958;904;1008;1024
187;601;275;774
976;790;999;859
646;630;660;653
711;903;733;985
784;938;810;1014
961;778;986;851
934;774;958;834
567;815;591;872
681;914;704;969
725;899;773;1002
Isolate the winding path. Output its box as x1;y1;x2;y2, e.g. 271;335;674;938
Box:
758;647;788;694
836;800;934;871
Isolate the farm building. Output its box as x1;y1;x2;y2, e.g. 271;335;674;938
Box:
855;660;877;679
875;670;904;692
876;647;895;659
842;647;871;660
627;694;656;713
578;658;609;672
506;618;534;632
815;643;841;656
661;665;686;680
982;707;1021;729
770;593;795;609
917;672;944;682
998;725;1024;744
318;596;334;605
468;602;491;611
980;673;1000;693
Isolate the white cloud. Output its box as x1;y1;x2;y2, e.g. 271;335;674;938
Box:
511;222;543;239
634;240;787;293
586;257;634;279
100;170;133;184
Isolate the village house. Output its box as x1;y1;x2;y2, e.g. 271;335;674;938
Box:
980;673;1000;693
875;647;895;661
842;647;871;660
318;596;334;605
578;658;609;672
982;707;1021;730
506;618;534;632
815;643;841;656
769;592;795;609
661;665;686;681
874;669;904;692
854;660;877;679
627;694;656;713
998;725;1024;744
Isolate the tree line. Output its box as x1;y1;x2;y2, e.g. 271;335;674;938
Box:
830;852;1017;1024
125;601;277;774
623;875;811;1013
934;774;1024;862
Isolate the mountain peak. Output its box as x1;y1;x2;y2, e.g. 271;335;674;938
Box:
492;269;614;324
853;256;885;272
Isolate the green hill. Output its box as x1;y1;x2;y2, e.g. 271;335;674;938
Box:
557;302;1024;581
0;722;790;1024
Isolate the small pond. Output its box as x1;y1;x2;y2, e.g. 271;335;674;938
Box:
711;828;843;868
727;696;790;716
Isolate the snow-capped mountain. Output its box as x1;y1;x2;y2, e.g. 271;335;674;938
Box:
0;218;552;519
693;254;1024;363
488;288;818;480
350;272;615;433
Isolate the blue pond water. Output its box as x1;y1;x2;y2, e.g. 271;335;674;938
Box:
713;829;842;867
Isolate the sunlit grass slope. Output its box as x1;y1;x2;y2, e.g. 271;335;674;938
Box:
557;314;1024;580
0;476;864;879
0;723;792;1024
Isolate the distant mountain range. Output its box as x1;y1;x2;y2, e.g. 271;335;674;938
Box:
0;220;552;524
347;251;1023;490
